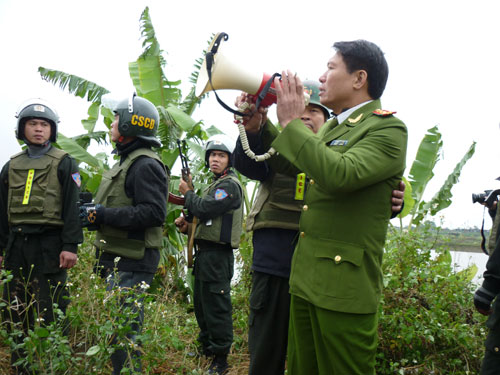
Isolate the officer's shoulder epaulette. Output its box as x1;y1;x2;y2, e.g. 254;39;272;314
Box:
372;109;397;117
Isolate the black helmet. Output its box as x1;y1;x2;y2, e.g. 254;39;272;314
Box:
303;80;331;119
204;134;236;168
113;93;161;147
15;99;59;142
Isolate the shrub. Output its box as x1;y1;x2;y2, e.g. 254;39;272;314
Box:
377;226;486;374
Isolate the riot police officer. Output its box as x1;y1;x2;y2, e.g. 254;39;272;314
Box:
0;99;83;374
80;93;168;374
175;135;244;375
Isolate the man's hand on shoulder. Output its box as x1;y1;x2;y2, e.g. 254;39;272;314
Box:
391;181;405;213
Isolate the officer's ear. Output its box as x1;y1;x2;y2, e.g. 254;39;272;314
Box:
352;70;368;90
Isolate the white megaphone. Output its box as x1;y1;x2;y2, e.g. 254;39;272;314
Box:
195;32;279;109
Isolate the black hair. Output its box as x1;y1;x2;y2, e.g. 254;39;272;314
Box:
333;40;389;99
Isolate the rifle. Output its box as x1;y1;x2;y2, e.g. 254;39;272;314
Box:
168;192;185;205
177;140;193;189
177;139;196;268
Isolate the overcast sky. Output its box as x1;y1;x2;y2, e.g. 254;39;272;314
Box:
1;0;500;229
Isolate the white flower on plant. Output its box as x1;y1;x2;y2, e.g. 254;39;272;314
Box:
36;317;45;323
139;281;149;291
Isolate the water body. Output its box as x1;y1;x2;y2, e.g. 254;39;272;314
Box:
449;250;489;286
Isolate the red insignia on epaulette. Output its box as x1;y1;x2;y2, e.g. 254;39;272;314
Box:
372;109;396;117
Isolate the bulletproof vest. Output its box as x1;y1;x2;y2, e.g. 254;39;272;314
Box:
94;148;166;260
246;172;304;232
195;173;244;249
489;208;500;254
8;147;67;226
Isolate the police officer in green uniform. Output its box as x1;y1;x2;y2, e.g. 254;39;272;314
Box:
79;93;168;374
242;40;407;374
233;81;330;375
0;99;83;374
175;135;243;375
234;81;406;375
474;199;500;374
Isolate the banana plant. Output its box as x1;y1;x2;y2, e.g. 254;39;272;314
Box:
398;125;476;230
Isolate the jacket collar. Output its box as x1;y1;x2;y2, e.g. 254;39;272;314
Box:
322;99;382;141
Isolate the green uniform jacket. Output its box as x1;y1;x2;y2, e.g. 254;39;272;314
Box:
261;99;407;314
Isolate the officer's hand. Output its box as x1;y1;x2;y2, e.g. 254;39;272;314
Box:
474;287;494;316
60;251;78;269
175;216;188;234
79;204;105;228
179;176;193;196
274;70;306;128
234;92;268;134
391;181;405;213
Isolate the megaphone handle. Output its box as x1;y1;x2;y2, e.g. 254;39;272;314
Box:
255;73;281;109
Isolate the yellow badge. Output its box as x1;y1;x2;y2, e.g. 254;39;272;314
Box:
373;109;397;117
348;114;363;124
22;169;35;205
295;173;306;200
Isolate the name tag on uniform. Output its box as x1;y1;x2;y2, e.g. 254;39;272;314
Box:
329;140;348;146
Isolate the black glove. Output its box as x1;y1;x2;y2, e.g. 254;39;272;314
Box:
79;203;105;228
474;286;495;315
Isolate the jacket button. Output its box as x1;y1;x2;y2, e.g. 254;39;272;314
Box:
310;179;315;185
220;290;224;294
335;255;341;263
18;228;22;232
303;205;308;211
495;347;499;352
300;232;305;238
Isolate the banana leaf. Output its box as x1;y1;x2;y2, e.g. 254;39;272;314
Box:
408;125;442;206
38;67;109;102
56;133;103;169
413;141;476;225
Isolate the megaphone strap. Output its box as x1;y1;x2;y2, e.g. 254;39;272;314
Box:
256;73;281;109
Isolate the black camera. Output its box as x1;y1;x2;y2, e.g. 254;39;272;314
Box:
472;189;500;208
78;192;93;206
78;192;99;231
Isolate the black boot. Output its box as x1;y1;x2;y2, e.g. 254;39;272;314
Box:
208;354;229;375
187;344;214;358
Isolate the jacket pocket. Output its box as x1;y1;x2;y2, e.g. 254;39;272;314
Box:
313;239;365;300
